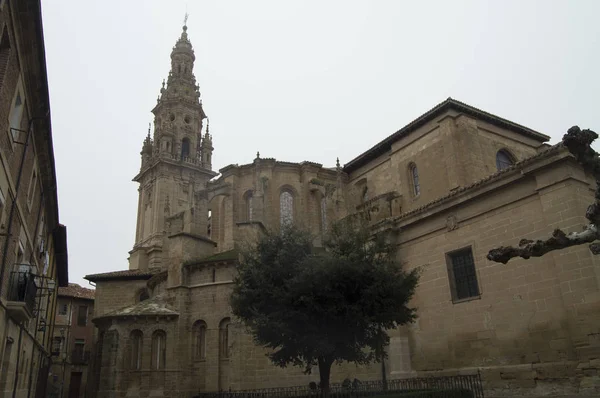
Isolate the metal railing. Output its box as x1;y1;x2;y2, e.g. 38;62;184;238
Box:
194;374;484;398
71;349;91;364
7;271;37;314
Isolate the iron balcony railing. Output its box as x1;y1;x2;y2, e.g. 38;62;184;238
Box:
7;271;37;314
194;374;484;398
71;349;91;364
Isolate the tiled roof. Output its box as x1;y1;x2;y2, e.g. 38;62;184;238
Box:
344;97;550;173
382;144;565;225
57;283;95;300
94;295;178;320
84;267;161;282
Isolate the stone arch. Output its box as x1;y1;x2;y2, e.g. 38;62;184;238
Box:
408;162;420;197
242;190;253;222
192;320;207;360
219;318;231;359
181;137;191;160
151;330;166;370
128;330;143;370
278;184;298;228
208;194;231;250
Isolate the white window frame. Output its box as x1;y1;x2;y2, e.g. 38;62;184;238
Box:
0;186;5;229
8;76;26;148
26;163;38;210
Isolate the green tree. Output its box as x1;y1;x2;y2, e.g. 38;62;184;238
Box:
231;217;420;394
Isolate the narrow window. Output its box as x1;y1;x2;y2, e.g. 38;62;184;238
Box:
77;305;88;326
27;169;37;207
496;149;514;171
219;318;230;359
73;339;85;363
0;26;10;89
362;186;369;203
130;330;143;370
16;241;24;265
151;330;166;370
0;187;6;229
9;87;24;141
446;247;480;302
409;163;420;196
280;190;294;227
244;191;253;221
181;138;190;159
138;290;149;302
320;196;327;233
193;321;207;360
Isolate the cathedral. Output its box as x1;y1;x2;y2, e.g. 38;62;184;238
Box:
85;23;600;397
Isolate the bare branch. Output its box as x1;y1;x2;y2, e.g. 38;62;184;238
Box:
487;226;600;264
487;126;600;264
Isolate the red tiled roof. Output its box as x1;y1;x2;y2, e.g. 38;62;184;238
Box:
57;283;95;300
84;268;161;282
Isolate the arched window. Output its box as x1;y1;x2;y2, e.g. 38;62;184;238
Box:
138;290;149;302
129;330;143;370
181;138;190;160
193;321;207;360
496;149;514;171
280;190;294;227
219;318;230;359
320;196;327;233
362;186;369;203
151;330;166;370
244;191;253;221
409;163;420;197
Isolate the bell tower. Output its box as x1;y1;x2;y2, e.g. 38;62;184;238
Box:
129;20;217;270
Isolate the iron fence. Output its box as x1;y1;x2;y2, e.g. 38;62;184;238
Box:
194;374;484;398
7;271;37;314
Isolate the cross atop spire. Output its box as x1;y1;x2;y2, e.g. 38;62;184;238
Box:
184;12;189;27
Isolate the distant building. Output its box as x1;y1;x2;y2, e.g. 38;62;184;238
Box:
48;284;95;398
86;21;600;398
0;1;69;398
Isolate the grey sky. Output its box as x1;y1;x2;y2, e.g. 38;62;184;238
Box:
41;1;600;288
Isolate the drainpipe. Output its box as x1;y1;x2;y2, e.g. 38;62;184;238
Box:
0;114;47;296
26;193;45;398
11;325;24;398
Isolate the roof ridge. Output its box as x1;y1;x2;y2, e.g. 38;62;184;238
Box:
385;143;565;223
343;98;550;173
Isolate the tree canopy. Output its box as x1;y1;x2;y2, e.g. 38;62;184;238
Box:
231;218;420;392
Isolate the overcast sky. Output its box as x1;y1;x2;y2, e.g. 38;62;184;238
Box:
41;1;600;288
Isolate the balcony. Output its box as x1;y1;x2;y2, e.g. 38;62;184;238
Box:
6;271;37;323
71;349;90;365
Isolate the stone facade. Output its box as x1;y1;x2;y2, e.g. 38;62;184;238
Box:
49;284;95;398
0;1;69;397
86;22;600;398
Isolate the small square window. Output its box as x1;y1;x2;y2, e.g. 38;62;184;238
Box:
446;247;480;302
58;303;68;315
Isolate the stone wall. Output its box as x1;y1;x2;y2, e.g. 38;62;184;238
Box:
347;111;543;215
389;151;600;396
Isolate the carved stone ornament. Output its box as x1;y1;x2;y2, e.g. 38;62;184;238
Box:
446;214;458;231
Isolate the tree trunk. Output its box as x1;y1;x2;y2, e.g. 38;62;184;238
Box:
318;356;333;397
